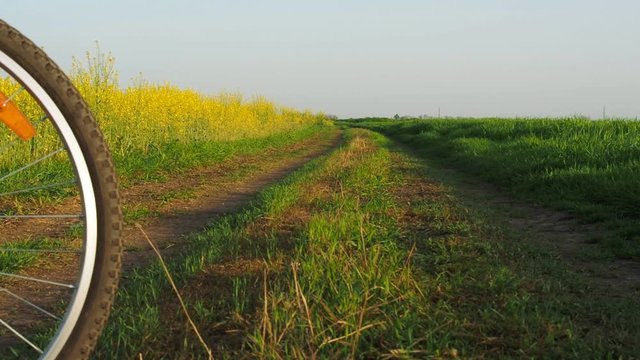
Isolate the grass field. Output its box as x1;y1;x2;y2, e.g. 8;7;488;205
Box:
81;128;638;358
343;117;640;258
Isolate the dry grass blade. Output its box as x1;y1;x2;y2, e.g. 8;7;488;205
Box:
260;264;272;353
320;322;384;347
135;223;214;360
292;261;317;357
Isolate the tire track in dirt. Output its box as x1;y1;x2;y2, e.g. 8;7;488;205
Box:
0;129;342;350
119;129;342;268
457;181;640;293
390;143;640;294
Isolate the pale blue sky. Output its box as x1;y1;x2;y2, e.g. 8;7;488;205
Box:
4;1;640;118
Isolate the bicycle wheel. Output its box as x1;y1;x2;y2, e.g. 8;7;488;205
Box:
0;20;122;359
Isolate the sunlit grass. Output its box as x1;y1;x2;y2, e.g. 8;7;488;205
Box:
83;129;639;358
345;117;640;258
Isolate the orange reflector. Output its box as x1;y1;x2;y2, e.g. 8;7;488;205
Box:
0;90;36;140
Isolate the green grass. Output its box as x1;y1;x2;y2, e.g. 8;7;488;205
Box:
78;129;339;358
342;117;640;258
4;126;637;358
0;124;332;282
122;204;158;224
0;124;330;200
247;131;421;358
0;237;69;273
243;129;638;358
115;124;332;186
0;126;335;358
69;129;638;358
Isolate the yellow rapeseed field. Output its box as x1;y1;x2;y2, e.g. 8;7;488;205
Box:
0;47;328;188
69;49;327;157
1;47;326;155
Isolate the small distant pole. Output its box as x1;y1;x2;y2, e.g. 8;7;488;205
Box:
438;107;441;118
602;106;606;119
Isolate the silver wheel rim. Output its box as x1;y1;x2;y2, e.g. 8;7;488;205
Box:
0;50;98;360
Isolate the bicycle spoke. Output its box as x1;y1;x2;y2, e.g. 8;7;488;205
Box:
0;214;83;219
0;114;48;155
0;318;43;354
0;273;74;289
0;179;76;197
0;148;65;184
1;287;60;320
0;248;81;254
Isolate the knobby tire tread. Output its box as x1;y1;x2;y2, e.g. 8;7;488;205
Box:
0;19;122;360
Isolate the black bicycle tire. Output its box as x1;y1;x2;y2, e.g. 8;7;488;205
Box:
0;19;122;360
